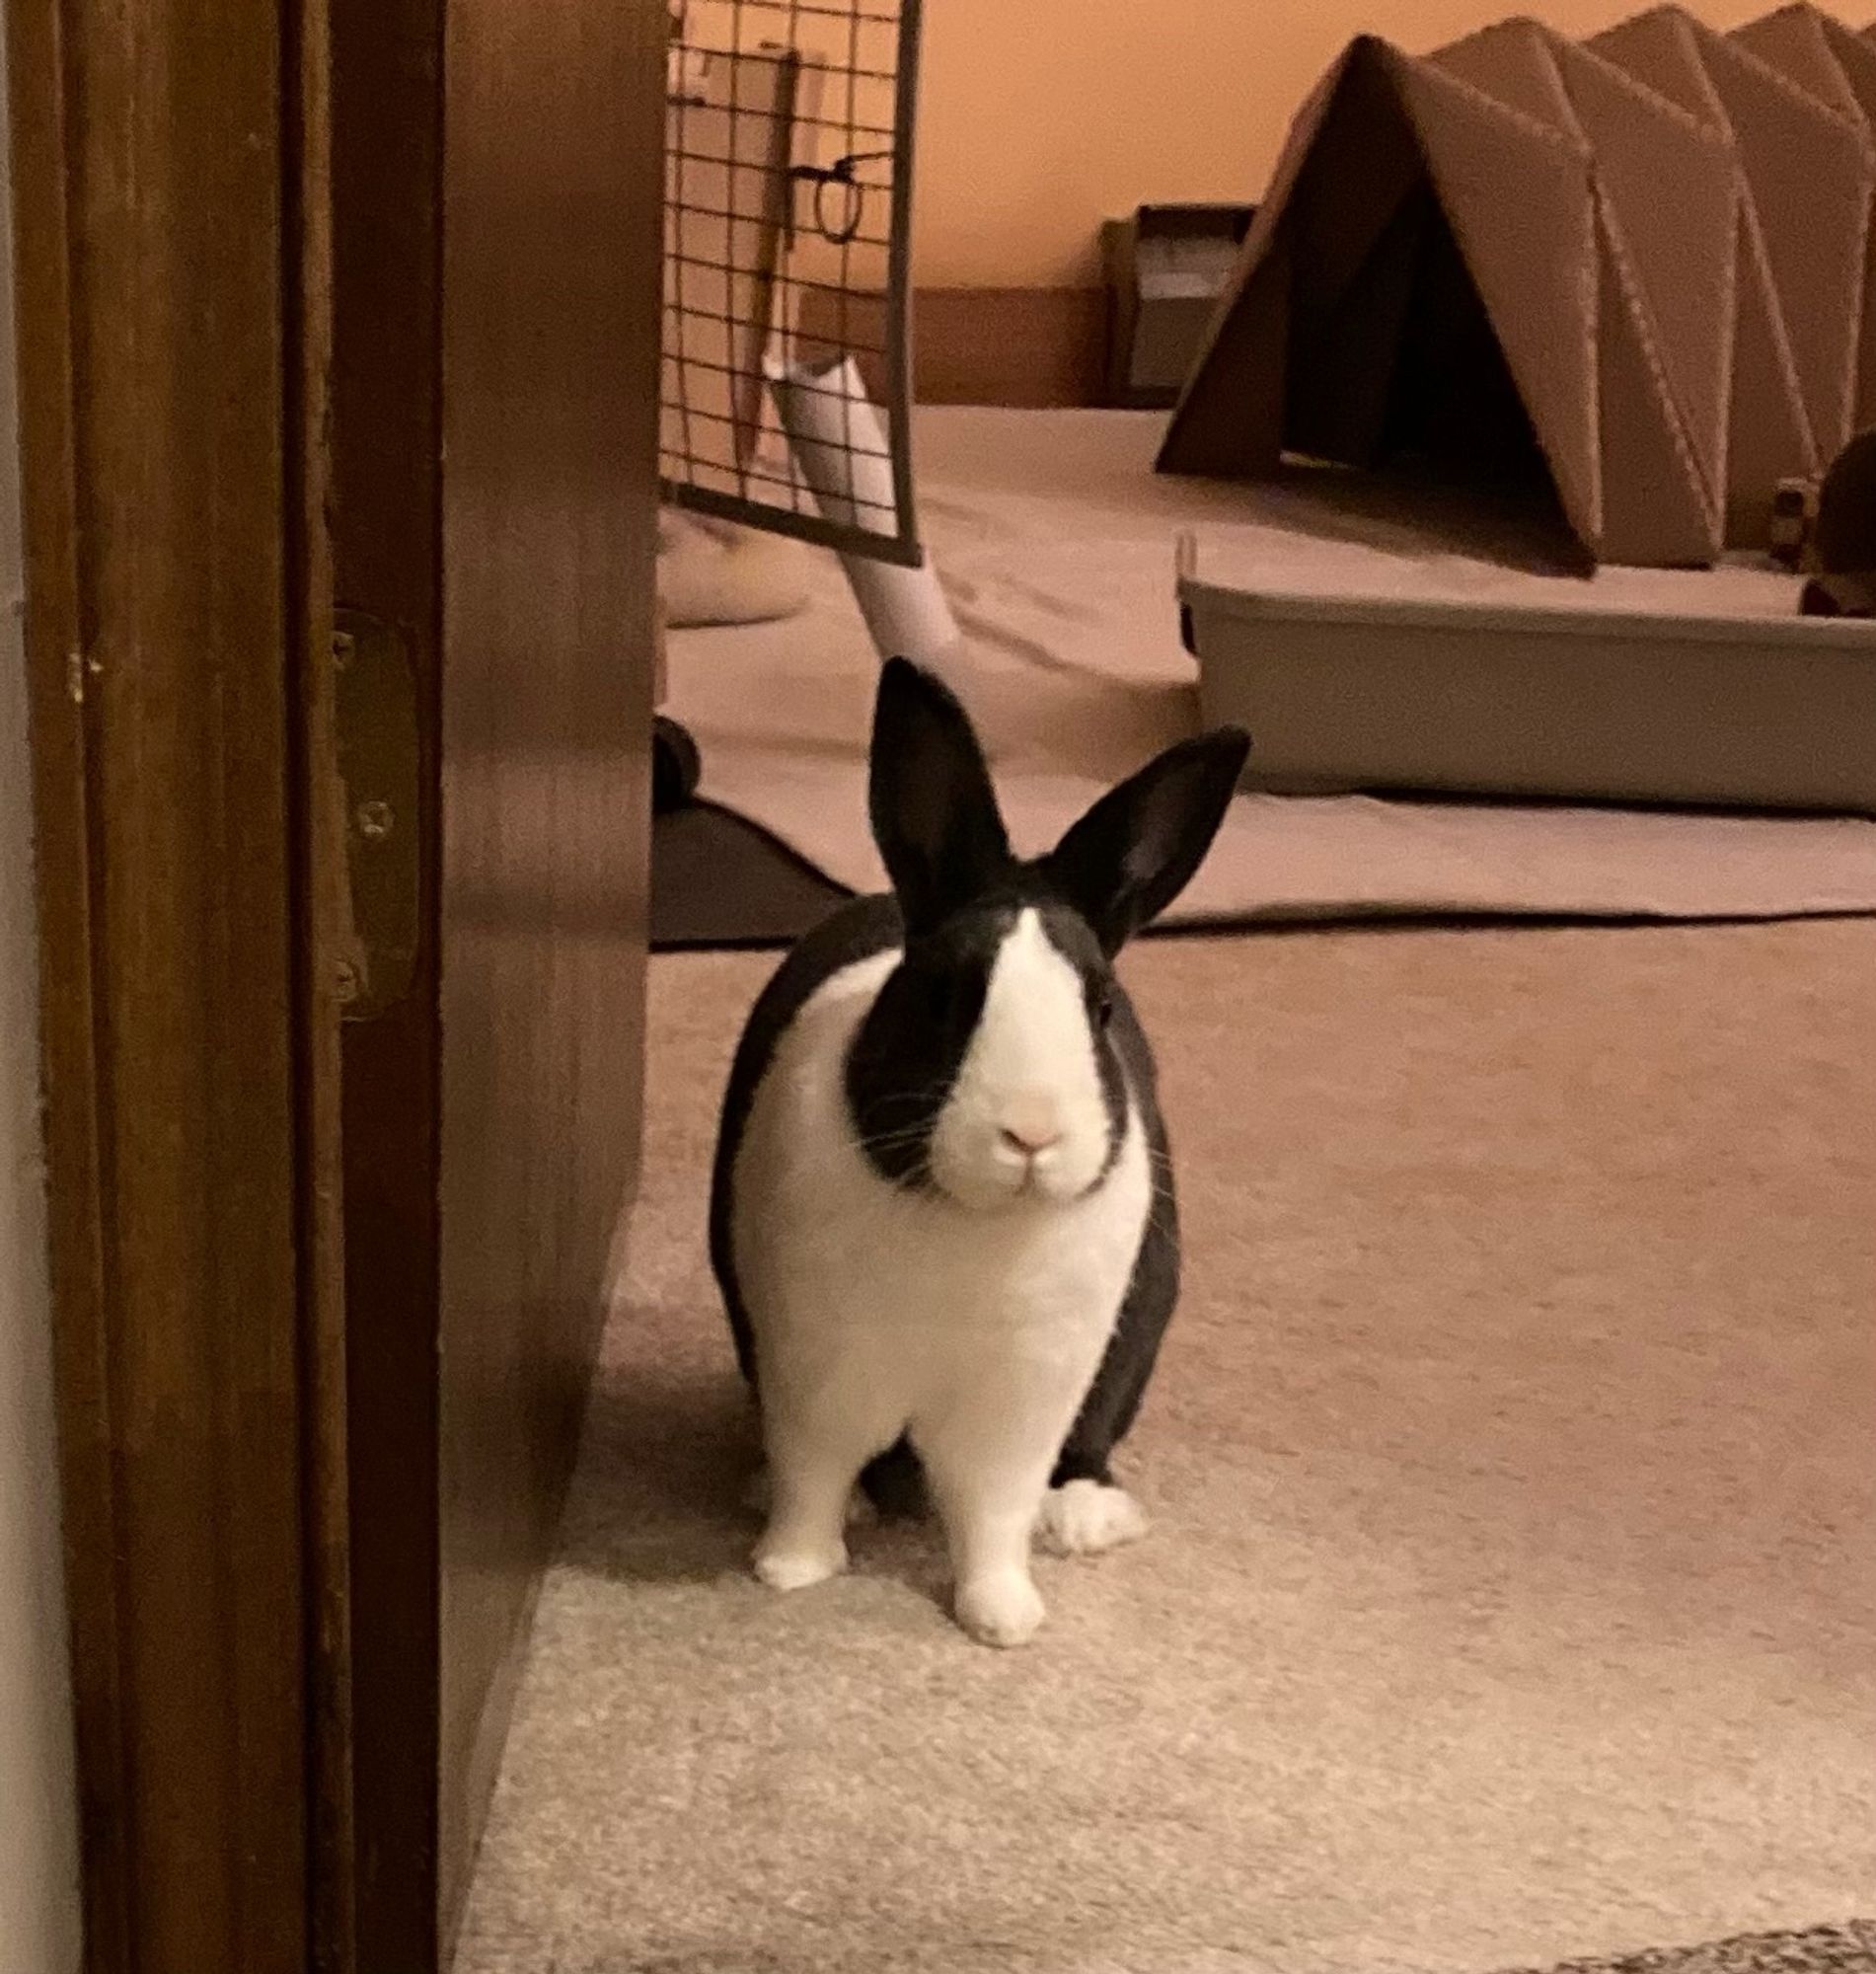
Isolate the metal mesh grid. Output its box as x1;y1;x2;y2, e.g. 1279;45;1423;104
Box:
662;0;924;569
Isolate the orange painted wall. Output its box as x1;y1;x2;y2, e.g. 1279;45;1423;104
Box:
913;0;1810;287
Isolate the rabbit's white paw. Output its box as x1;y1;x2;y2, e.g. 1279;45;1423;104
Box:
954;1570;1046;1648
1036;1479;1150;1557
753;1538;848;1592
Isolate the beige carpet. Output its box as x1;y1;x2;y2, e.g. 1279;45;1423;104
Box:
665;410;1876;926
457;922;1876;1974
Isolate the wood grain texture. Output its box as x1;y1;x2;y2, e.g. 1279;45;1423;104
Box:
331;0;662;1962
436;0;662;1947
4;0;125;1958
798;285;1108;407
8;0;330;1966
287;0;357;1965
327;1;446;1961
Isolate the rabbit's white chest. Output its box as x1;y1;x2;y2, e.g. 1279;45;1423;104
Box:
731;950;1152;1446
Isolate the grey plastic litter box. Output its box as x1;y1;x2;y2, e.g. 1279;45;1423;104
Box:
1180;571;1876;815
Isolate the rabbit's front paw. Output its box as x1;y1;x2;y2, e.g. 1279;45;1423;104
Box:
753;1537;848;1592
1036;1479;1150;1557
954;1569;1046;1648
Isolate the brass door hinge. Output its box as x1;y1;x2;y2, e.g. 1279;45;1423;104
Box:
330;608;419;1021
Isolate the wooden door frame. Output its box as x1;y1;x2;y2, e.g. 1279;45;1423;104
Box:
8;0;351;1969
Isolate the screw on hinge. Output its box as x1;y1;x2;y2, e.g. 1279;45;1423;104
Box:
354;798;394;841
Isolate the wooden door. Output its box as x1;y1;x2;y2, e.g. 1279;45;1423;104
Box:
330;0;665;1965
13;0;664;1964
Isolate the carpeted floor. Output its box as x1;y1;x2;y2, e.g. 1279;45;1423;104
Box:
456;921;1876;1974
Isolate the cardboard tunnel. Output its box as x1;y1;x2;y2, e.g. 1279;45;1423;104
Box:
1160;7;1876;568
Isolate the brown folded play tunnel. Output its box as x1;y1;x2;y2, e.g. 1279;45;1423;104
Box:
1160;7;1876;569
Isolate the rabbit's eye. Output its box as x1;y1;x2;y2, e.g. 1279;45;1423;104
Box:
1092;987;1114;1030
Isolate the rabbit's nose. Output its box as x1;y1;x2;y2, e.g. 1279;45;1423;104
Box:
998;1101;1064;1157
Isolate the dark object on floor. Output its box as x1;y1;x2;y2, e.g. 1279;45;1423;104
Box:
1801;572;1876;618
1816;427;1876;576
1101;202;1254;410
650;799;845;949
1801;428;1876;615
1500;1920;1876;1974
651;715;702;815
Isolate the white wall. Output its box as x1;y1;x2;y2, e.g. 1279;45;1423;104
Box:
0;5;83;1969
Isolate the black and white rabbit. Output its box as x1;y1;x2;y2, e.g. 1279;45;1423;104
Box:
709;658;1248;1646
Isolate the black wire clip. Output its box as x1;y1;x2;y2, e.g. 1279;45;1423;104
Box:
790;151;891;245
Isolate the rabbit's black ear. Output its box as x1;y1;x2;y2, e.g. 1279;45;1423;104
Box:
1043;728;1249;955
869;658;1012;937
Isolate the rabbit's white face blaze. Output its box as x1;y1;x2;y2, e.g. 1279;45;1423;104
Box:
927;909;1114;1211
